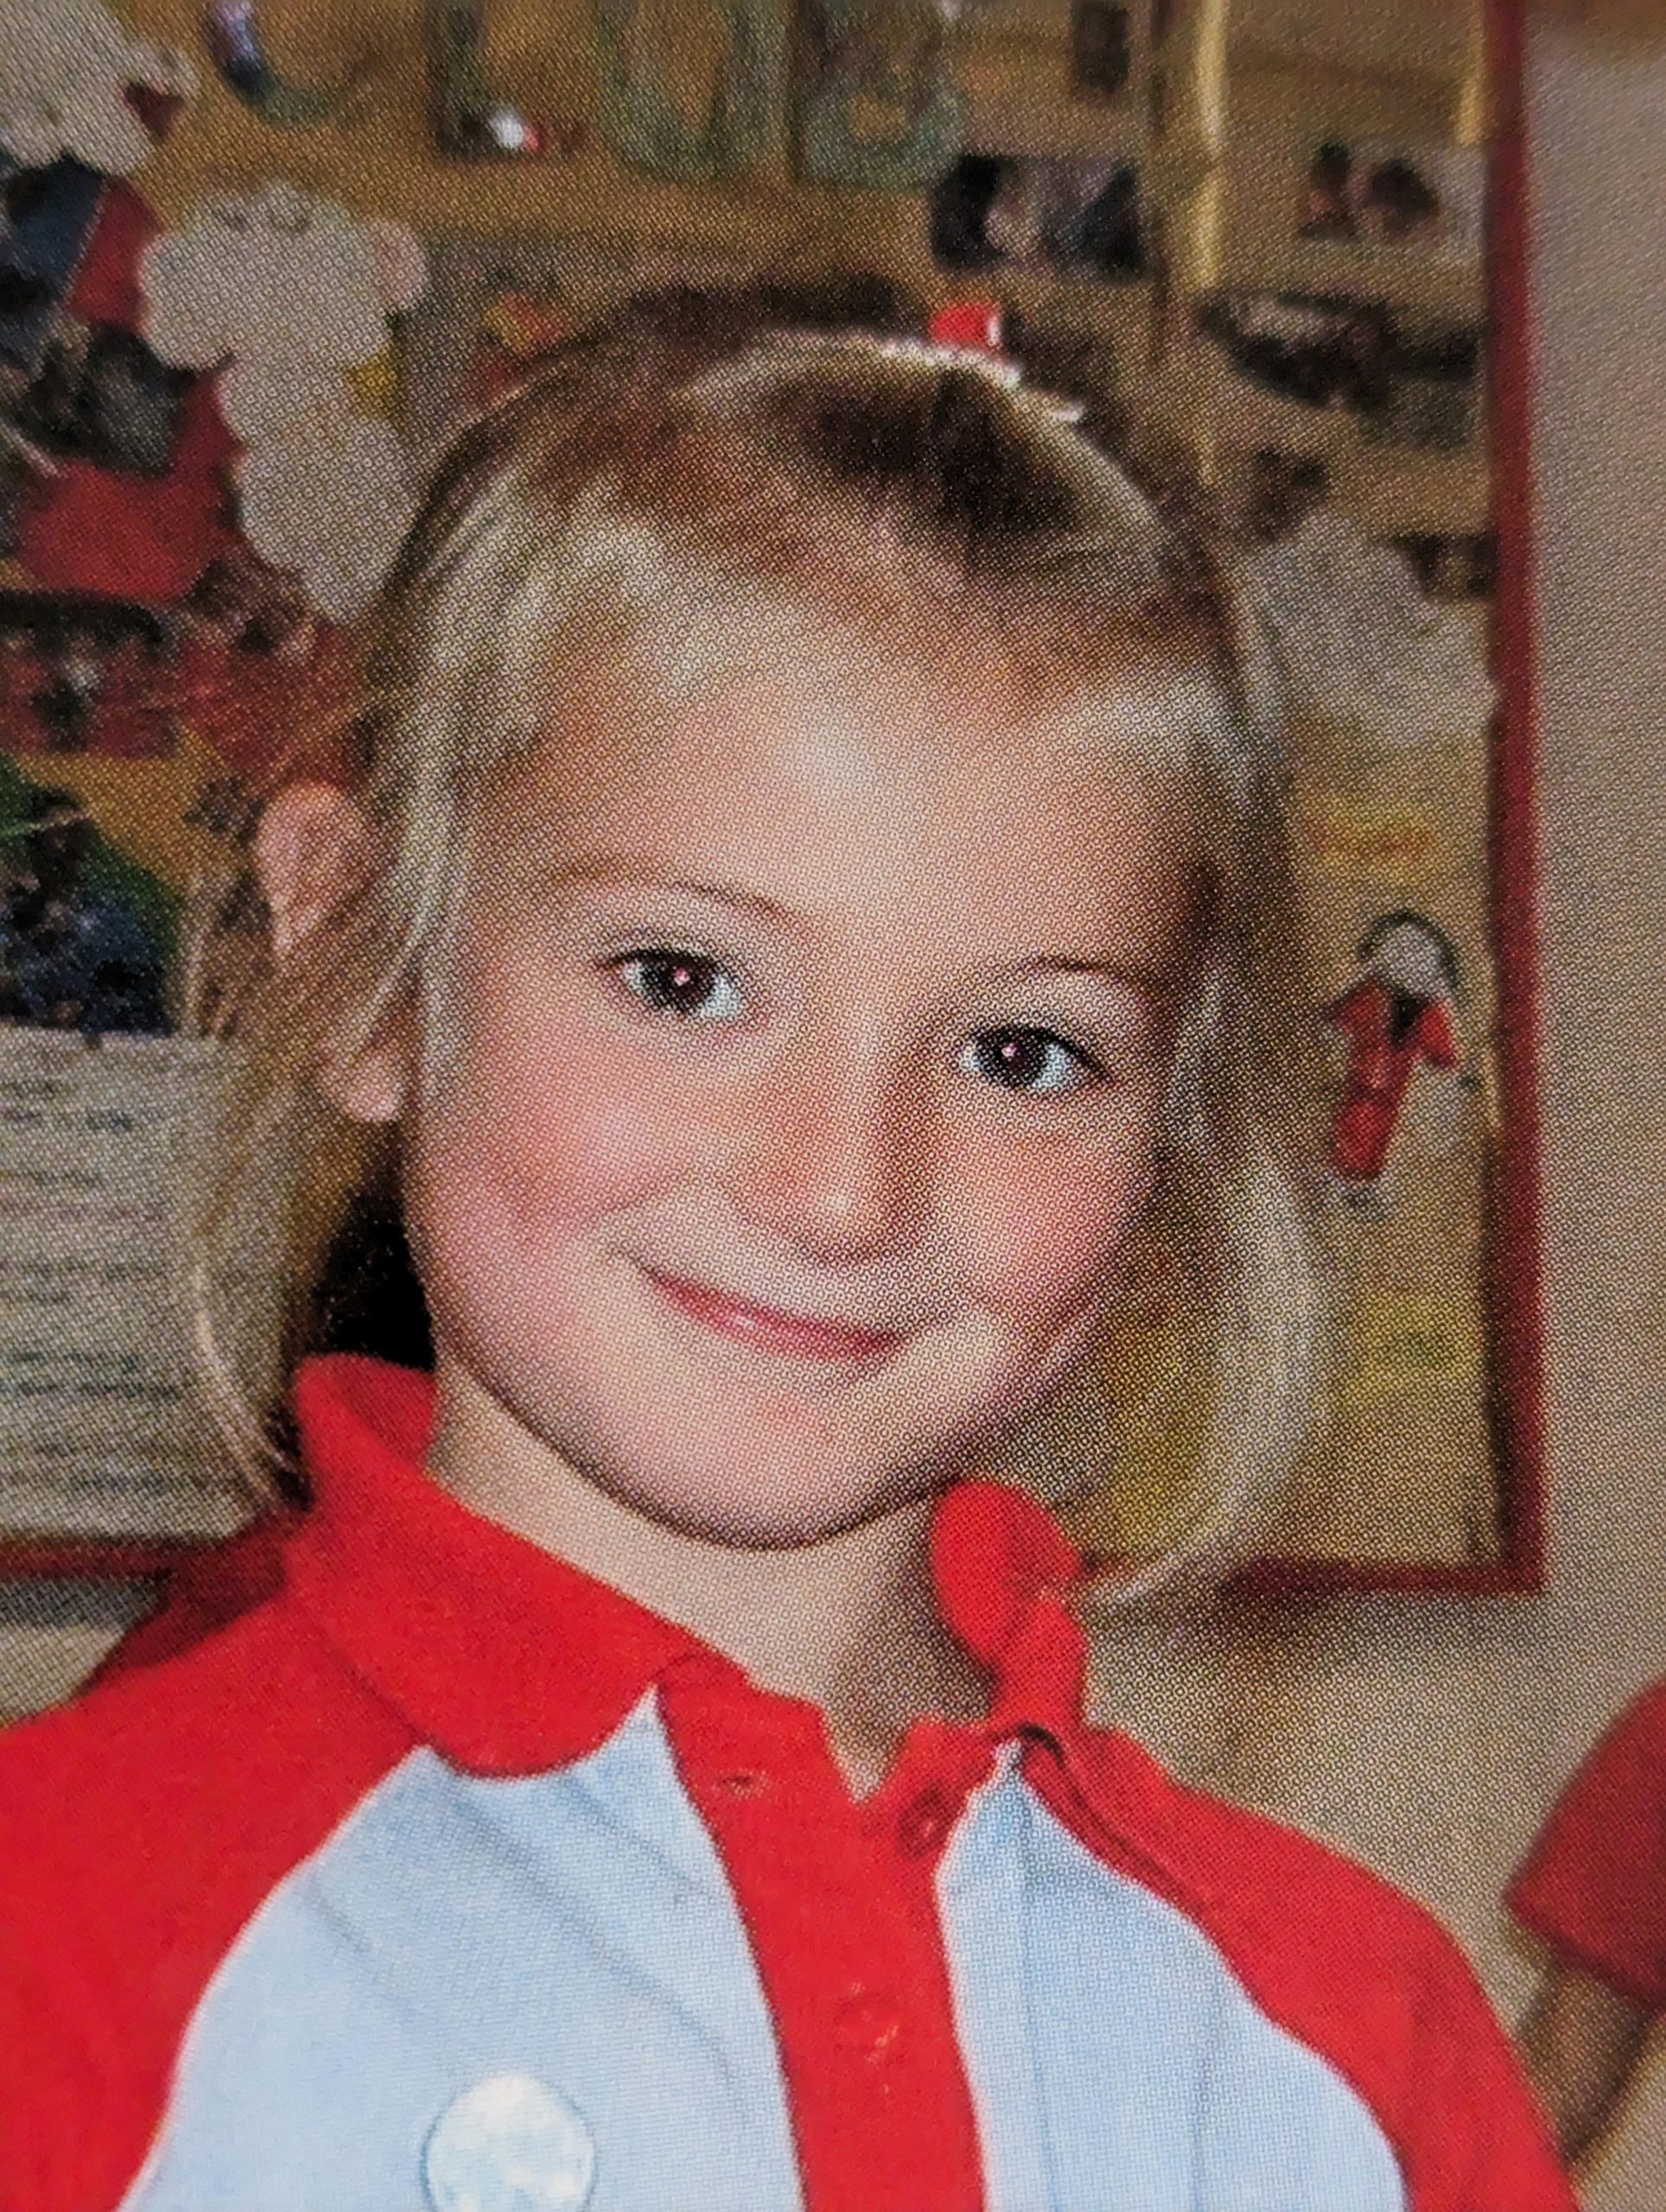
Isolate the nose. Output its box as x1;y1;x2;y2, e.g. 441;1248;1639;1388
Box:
725;1042;936;1265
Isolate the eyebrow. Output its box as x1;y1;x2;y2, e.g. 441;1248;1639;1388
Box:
534;859;799;926
1016;955;1180;997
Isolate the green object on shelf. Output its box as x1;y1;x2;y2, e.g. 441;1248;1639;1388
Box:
798;0;963;192
592;0;789;180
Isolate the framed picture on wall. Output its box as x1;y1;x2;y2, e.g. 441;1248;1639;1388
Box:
0;1025;280;1572
0;632;295;1572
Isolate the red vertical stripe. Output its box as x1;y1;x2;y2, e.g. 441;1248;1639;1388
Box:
661;1674;991;2212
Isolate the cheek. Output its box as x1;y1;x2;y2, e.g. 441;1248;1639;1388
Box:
415;1003;696;1237
953;1124;1158;1324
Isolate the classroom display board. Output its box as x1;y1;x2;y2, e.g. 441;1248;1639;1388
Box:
0;0;1540;1589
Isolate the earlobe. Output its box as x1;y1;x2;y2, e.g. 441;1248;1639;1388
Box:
321;1037;409;1126
252;780;410;1126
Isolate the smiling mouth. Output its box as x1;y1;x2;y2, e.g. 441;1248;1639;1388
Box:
642;1270;914;1365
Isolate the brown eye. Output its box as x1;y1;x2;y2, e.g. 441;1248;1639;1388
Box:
613;950;743;1022
964;1027;1095;1095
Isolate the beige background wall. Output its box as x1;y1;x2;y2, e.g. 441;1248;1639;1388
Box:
1088;22;1666;2205
0;11;1661;2203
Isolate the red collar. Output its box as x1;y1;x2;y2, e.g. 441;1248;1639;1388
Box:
278;1355;1091;1778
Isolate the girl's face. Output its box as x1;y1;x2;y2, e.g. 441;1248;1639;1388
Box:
399;654;1200;1548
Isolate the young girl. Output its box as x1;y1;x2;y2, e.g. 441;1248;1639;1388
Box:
0;283;1572;2211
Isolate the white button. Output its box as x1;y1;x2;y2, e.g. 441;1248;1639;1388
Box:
423;2073;597;2212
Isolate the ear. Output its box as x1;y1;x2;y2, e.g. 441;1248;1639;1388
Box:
252;781;410;1125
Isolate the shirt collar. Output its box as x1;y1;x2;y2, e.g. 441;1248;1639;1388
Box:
281;1353;1091;1777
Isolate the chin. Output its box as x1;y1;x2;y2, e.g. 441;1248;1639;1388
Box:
577;1427;951;1551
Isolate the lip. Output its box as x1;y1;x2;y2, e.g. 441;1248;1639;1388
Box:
643;1269;913;1365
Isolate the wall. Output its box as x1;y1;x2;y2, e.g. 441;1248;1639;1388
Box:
1;10;1663;2205
1088;22;1666;2206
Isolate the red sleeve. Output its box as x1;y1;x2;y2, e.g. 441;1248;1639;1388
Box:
1509;1681;1666;2011
1396;1920;1580;2209
0;1599;412;2212
1221;1822;1577;2212
1037;1737;1577;2210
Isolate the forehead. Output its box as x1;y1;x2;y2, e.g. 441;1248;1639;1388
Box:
475;652;1205;965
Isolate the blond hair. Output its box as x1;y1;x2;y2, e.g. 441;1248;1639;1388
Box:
188;279;1326;1582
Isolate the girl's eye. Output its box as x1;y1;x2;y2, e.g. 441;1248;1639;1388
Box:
963;1026;1097;1096
611;950;744;1023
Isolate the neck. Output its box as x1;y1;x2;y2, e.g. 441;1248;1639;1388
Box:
425;1355;990;1796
